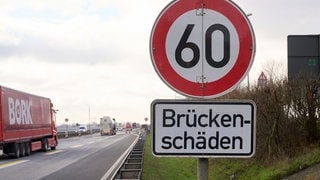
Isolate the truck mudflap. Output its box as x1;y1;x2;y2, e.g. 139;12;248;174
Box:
49;137;58;150
41;137;57;151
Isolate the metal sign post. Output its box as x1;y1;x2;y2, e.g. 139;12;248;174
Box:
150;0;256;179
198;158;208;180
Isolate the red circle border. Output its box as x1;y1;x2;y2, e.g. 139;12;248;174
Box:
150;0;255;98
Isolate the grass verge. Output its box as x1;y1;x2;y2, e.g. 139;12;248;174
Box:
142;132;197;179
142;132;320;179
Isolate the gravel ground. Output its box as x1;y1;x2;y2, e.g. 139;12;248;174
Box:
283;163;320;180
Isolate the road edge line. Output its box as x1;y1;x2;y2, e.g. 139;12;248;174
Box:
100;134;139;180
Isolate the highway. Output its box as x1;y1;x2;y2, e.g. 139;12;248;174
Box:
0;133;138;180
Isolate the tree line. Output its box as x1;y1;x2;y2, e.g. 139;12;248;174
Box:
222;76;320;161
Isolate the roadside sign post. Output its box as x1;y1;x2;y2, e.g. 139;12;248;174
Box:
198;158;208;180
150;0;255;179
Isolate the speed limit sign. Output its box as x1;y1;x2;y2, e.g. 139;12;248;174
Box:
150;0;255;98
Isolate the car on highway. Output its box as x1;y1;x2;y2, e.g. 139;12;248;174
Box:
78;125;88;133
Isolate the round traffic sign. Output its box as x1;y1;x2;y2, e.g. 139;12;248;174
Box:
150;0;255;98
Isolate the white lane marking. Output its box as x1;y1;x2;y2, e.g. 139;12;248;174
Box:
44;150;63;155
0;160;29;169
71;144;82;148
100;134;139;180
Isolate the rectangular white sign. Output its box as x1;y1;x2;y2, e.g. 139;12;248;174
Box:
151;99;256;158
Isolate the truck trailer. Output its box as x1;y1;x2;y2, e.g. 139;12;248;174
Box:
0;86;58;158
100;116;116;136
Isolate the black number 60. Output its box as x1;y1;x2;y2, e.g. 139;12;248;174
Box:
175;24;230;68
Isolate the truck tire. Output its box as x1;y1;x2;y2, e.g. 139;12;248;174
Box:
19;143;26;157
3;145;9;155
25;142;31;156
41;139;48;152
13;143;20;158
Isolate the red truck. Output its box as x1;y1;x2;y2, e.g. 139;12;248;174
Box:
125;122;132;133
0;86;58;158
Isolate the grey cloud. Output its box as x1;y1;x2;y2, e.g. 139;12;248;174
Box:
0;33;120;64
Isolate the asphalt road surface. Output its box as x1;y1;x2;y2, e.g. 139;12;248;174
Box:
283;163;320;180
0;133;138;180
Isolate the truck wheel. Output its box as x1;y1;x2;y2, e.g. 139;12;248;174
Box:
42;139;48;152
3;145;9;155
25;142;31;156
14;143;20;158
19;143;26;157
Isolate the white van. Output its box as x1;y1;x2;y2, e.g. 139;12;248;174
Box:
78;125;88;133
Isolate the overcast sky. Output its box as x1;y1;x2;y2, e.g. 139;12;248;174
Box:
0;0;319;125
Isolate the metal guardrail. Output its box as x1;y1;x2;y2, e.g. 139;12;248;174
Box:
113;132;146;180
57;129;100;138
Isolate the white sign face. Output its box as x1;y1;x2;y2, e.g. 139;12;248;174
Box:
166;9;239;83
151;100;256;158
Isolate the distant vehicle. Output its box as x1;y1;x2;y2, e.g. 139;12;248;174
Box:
132;122;137;129
100;116;116;136
78;125;88;133
125;122;132;133
116;123;123;132
0;86;58;158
